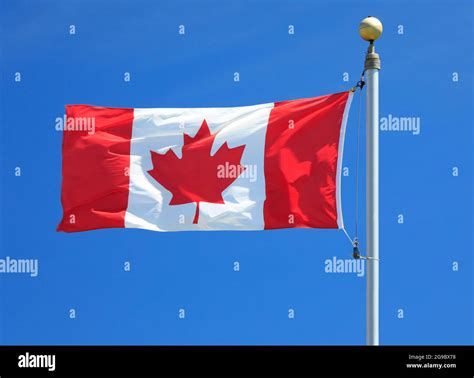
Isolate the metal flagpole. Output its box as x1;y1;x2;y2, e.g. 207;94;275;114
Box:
359;16;382;346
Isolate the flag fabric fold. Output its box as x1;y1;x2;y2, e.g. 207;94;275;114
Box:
58;91;353;232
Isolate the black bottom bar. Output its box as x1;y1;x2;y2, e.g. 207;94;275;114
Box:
0;346;472;377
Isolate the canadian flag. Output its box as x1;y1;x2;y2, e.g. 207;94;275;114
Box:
58;91;353;232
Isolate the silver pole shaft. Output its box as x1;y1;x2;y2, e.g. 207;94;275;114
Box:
365;49;380;346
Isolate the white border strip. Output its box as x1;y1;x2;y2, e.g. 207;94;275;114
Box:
336;91;354;229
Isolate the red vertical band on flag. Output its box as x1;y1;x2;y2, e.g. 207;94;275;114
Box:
263;92;350;229
57;105;134;232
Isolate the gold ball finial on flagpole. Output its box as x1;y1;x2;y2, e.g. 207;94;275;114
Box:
359;16;383;42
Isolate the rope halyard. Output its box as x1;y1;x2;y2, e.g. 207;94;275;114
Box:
343;73;380;261
354;73;364;240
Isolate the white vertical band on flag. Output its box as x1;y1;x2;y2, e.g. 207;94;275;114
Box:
125;104;273;231
336;91;354;229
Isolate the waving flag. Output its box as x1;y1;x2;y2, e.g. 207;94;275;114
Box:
58;91;353;232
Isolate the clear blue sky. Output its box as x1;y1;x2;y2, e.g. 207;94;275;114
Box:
0;0;472;345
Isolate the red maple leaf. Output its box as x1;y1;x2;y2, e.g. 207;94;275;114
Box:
148;119;246;224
